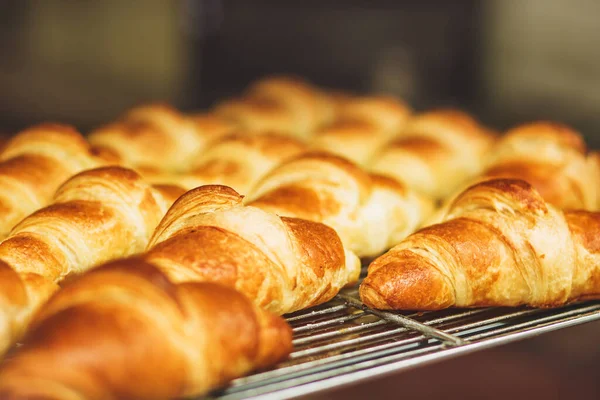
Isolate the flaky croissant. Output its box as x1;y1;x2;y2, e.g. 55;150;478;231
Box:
425;122;600;226
360;179;600;310
143;133;308;195
215;76;332;139
481;122;599;210
0;259;292;400
145;184;361;315
369;109;496;200
89;104;232;173
0;166;180;356
0;124;109;239
246;152;434;258
247;75;335;132
312;96;412;166
214;97;300;138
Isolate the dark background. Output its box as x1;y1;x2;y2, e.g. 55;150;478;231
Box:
1;0;599;147
0;2;599;398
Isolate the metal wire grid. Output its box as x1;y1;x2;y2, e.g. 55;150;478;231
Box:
208;274;600;400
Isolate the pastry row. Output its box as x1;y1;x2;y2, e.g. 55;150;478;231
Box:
0;75;598;399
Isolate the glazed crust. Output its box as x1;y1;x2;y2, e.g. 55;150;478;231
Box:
312;95;411;166
0;259;292;400
89;103;223;173
247;152;434;257
426;122;600;226
0;124;109;239
0;166;180;357
360;179;600;310
145;185;361;314
170;133;308;194
370;109;496;199
481;122;598;210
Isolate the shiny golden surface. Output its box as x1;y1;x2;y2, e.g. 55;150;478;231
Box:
146;185;360;315
0;259;292;400
361;179;600;310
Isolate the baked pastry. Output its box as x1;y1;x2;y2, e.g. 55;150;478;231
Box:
246;152;434;258
588;150;600;210
213;97;300;139
369;109;496;200
311;96;412;166
247;75;335;132
312;120;386;166
335;95;412;134
0;166;179;356
215;76;332;139
0;259;292;399
0;124;109;239
360;179;600;310
144;133;308;195
425;122;599;226
89;104;228;173
145;185;361;315
0;261;58;359
480;122;598;210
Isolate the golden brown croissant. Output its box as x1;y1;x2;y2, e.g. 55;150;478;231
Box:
0;166;180;356
215;76;333;139
588;150;600;210
145;133;308;195
0;124;109;239
246;152;434;258
145;184;361;315
0;261;57;358
335;95;412;134
360;179;600;310
0;166;175;281
369;109;496;200
481;122;598;210
247;75;335;131
89;104;229;173
312;120;386;166
425;122;600;226
213;96;300;138
312;96;412;167
0;259;292;400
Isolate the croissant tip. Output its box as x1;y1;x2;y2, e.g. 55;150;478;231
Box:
359;282;393;310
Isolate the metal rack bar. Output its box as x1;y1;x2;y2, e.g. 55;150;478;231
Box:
337;294;465;346
206;280;600;400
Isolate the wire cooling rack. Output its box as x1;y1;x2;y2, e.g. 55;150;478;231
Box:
208;269;600;400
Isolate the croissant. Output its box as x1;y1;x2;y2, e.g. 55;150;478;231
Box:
0;124;108;239
335;95;412;134
215;76;333;139
0;166;179;356
425;122;600;226
145;185;361;315
213;97;300;139
89;104;231;173
0;259;292;400
246;152;434;258
247;75;335;132
0;261;58;358
369;109;496;200
145;133;308;195
312;95;412;166
360;179;600;310
480;122;598;210
589;150;600;210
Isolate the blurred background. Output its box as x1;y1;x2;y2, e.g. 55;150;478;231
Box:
1;0;599;146
0;1;599;398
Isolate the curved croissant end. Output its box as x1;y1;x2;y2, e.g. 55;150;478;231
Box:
361;179;598;310
0;259;292;400
146;184;360;314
